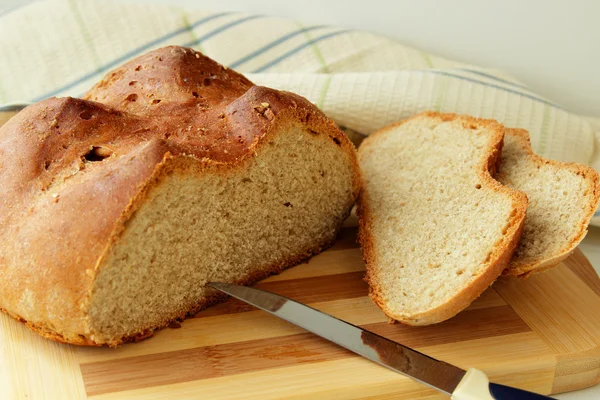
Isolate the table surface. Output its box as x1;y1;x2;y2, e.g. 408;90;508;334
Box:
2;1;599;398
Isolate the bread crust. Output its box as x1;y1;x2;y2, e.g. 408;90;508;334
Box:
0;46;360;346
500;128;600;277
357;111;528;325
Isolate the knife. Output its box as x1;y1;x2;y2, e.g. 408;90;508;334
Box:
208;282;553;399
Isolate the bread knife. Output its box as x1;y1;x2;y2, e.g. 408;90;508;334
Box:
208;282;553;399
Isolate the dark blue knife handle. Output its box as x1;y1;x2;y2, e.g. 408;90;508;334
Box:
489;383;555;399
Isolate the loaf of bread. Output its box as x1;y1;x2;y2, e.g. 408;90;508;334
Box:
498;128;600;276
0;46;360;346
357;112;527;325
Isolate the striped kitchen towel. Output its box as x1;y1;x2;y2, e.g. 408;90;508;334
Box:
2;0;600;223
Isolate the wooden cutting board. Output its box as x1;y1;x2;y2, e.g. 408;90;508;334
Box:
1;218;599;400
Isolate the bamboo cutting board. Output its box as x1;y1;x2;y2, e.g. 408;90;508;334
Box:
1;219;600;400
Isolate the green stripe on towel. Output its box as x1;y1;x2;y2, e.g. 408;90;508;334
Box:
298;22;330;73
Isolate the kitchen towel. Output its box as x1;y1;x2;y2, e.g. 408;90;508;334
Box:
2;0;600;222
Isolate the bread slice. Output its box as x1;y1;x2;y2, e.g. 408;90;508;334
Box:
0;46;360;346
497;128;600;276
357;112;527;325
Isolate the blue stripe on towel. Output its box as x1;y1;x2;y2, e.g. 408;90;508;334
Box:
251;30;350;73
182;15;262;47
31;12;234;102
457;68;532;91
229;25;329;69
421;70;565;110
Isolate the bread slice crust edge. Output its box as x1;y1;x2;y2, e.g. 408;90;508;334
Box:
357;111;528;325
501;128;600;277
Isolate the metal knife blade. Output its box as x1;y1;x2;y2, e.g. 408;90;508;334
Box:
208;281;465;395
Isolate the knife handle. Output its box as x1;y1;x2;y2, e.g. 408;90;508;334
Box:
451;368;555;399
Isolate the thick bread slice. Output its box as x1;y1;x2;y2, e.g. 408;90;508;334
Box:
357;112;527;325
0;46;360;346
498;128;600;277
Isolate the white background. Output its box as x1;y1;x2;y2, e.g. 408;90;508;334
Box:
1;1;599;398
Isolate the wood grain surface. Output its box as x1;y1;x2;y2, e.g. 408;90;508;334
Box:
1;217;599;399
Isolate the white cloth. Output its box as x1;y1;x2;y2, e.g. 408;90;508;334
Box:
2;0;599;222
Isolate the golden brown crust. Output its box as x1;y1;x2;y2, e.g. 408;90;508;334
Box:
357;111;528;325
0;46;359;345
500;128;600;277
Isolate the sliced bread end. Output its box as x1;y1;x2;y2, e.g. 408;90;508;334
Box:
499;128;600;277
358;112;528;325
